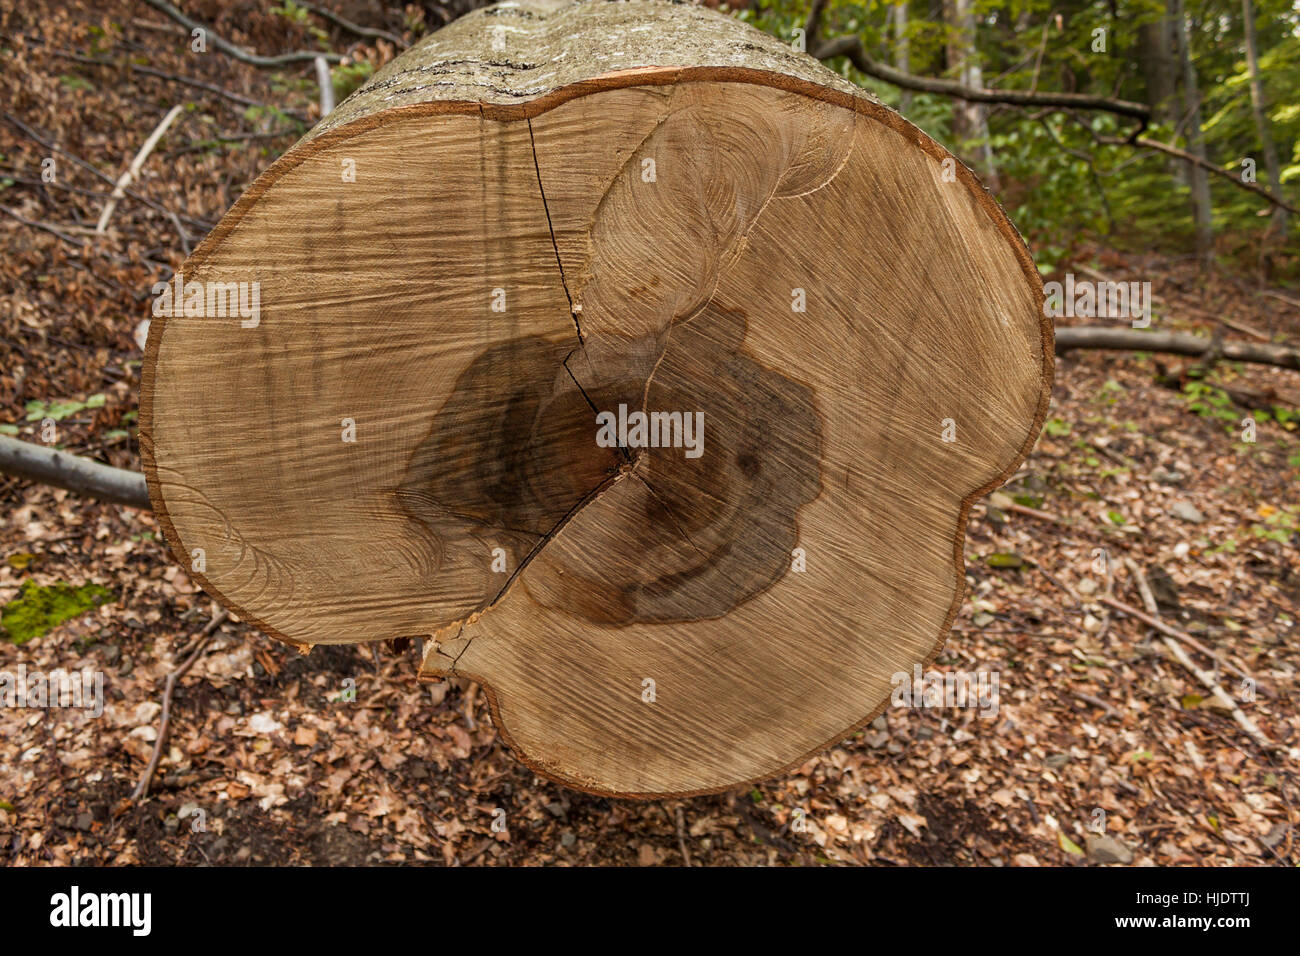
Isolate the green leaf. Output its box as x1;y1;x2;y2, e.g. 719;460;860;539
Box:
1058;831;1085;856
1043;418;1071;437
23;394;106;422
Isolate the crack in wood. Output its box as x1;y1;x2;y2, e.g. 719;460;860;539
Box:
527;115;583;344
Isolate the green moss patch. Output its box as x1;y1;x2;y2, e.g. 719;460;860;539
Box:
1;581;113;645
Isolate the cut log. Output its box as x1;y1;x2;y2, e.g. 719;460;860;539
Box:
141;0;1051;796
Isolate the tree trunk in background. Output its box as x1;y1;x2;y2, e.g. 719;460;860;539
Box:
140;0;1049;798
1171;0;1214;268
1242;0;1287;235
893;1;912;114
1137;12;1177;125
944;0;998;188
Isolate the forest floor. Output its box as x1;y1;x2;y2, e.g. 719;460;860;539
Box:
2;0;1298;866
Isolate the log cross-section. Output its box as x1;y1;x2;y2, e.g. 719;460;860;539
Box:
141;0;1052;797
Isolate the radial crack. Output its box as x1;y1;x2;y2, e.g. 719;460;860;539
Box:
527;116;583;344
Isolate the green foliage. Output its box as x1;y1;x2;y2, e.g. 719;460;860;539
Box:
737;0;1298;270
1;581;113;645
1249;506;1297;543
332;61;374;102
1182;381;1237;426
270;1;329;45
1042;417;1071;437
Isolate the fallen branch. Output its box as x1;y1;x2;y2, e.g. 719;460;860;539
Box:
1099;594;1250;684
51;49;309;123
0;204;88;247
1071;264;1269;341
1055;327;1300;372
0;435;150;509
132;608;231;800
141;0;342;67
1006;500;1062;525
96;104;185;234
0;111;215;232
675;804;693;867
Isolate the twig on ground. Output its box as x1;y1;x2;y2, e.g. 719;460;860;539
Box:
1125;558;1160;618
0;111;214;232
1101;592;1250;682
132;608;231;800
0;204;88;247
675;804;693;866
52;49;309;123
1006;501;1063;525
1072;264;1271;341
1111;562;1272;750
97;104;185;233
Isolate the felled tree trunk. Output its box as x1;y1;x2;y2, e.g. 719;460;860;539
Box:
142;0;1051;797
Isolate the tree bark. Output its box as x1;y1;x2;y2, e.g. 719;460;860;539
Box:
141;0;1050;797
892;1;912;114
1241;0;1287;234
1137;13;1177;125
943;0;998;188
1171;0;1214;268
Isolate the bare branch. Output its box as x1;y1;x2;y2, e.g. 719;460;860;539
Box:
1096;133;1299;215
52;49;310;123
811;34;1151;122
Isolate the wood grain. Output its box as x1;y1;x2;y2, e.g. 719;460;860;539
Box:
141;0;1052;796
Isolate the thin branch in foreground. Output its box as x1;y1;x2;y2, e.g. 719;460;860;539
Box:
132;607;231;801
141;0;342;68
0;436;150;510
96;104;185;234
0;111;215;232
0;205;88;247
